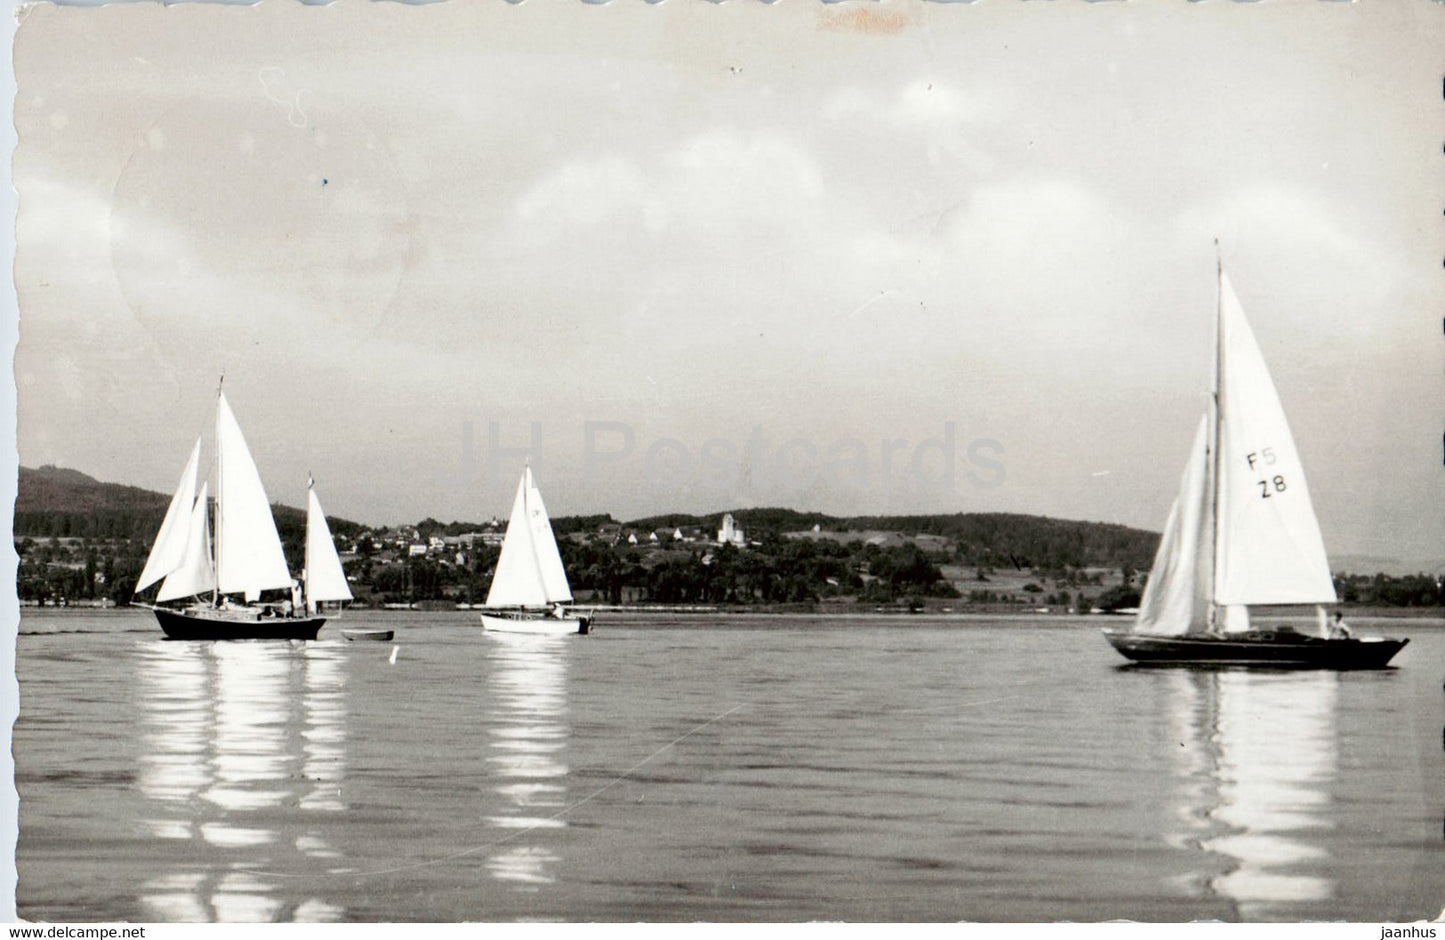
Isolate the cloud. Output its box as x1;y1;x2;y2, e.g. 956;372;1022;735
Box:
944;177;1132;278
862;175;1146;341
514;129;826;243
17;175;107;254
823;79;991;128
15;174;163;297
1179;186;1367;269
821;80;997;173
516;155;654;234
507;150;1157;391
1174;185;1416;343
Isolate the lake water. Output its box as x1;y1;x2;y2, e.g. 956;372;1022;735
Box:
13;608;1445;922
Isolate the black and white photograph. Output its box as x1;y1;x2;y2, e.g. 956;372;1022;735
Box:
5;0;1444;925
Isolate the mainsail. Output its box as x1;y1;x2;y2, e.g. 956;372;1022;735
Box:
157;481;216;602
214;392;293;600
304;484;353;612
136;438;202;593
485;466;573;609
1213;273;1337;608
526;469;573;604
1136;269;1336;636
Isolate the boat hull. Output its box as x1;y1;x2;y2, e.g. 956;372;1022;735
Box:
1103;629;1407;669
480;611;591;636
341;628;394;642
155;607;325;641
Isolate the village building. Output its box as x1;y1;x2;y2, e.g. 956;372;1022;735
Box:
718;513;746;548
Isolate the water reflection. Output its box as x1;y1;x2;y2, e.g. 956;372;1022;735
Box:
135;641;347;922
1163;669;1338;919
484;634;571;888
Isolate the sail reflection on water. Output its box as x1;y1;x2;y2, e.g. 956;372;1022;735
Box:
136;643;211;824
299;643;347;815
484;634;571;888
1161;671;1212;857
135;641;348;922
1164;669;1339;919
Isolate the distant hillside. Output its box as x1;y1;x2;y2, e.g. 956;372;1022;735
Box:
15;465;365;541
404;515;618;538
1331;554;1444;578
16;465;173;540
627;508;834;535
847;512;1159;572
623;508;1159;572
15;465;1161;572
552;514;621;536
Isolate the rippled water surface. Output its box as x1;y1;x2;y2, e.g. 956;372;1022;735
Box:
15;609;1445;922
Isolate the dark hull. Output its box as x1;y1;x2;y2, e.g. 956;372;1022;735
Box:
1103;629;1407;669
155;607;325;641
342;629;394;642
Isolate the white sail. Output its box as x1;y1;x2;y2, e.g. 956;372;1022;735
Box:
1136;415;1213;636
157;482;216;601
486;473;544;608
526;467;573;604
136;438;202;593
214;392;293;600
304;485;353;611
486;467;572;608
1213;274;1337;607
1220;603;1251;634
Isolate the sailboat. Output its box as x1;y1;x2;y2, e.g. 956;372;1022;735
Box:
1103;263;1407;668
479;464;592;636
134;387;353;640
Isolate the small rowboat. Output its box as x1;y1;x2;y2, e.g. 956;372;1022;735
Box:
342;628;394;642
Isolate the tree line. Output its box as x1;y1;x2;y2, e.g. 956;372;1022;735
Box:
14;466;1440;610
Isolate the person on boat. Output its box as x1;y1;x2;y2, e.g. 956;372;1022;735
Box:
290;580;303;617
552;602;566;620
1329;611;1353;639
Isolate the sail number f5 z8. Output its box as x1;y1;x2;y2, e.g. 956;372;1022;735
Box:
1245;448;1287;499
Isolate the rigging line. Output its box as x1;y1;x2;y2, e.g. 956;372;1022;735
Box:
252;702;747;881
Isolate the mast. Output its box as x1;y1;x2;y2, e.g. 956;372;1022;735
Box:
1207;242;1223;634
213;374;224;608
304;473;313;611
523;462;539;595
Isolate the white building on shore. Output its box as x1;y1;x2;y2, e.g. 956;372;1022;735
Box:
717;513;745;548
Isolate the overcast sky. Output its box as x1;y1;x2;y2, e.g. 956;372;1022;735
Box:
11;0;1443;568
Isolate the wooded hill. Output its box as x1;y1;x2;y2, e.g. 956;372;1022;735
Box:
15;464;367;541
16;464;1156;570
17;465;1158;573
620;508;1159;573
